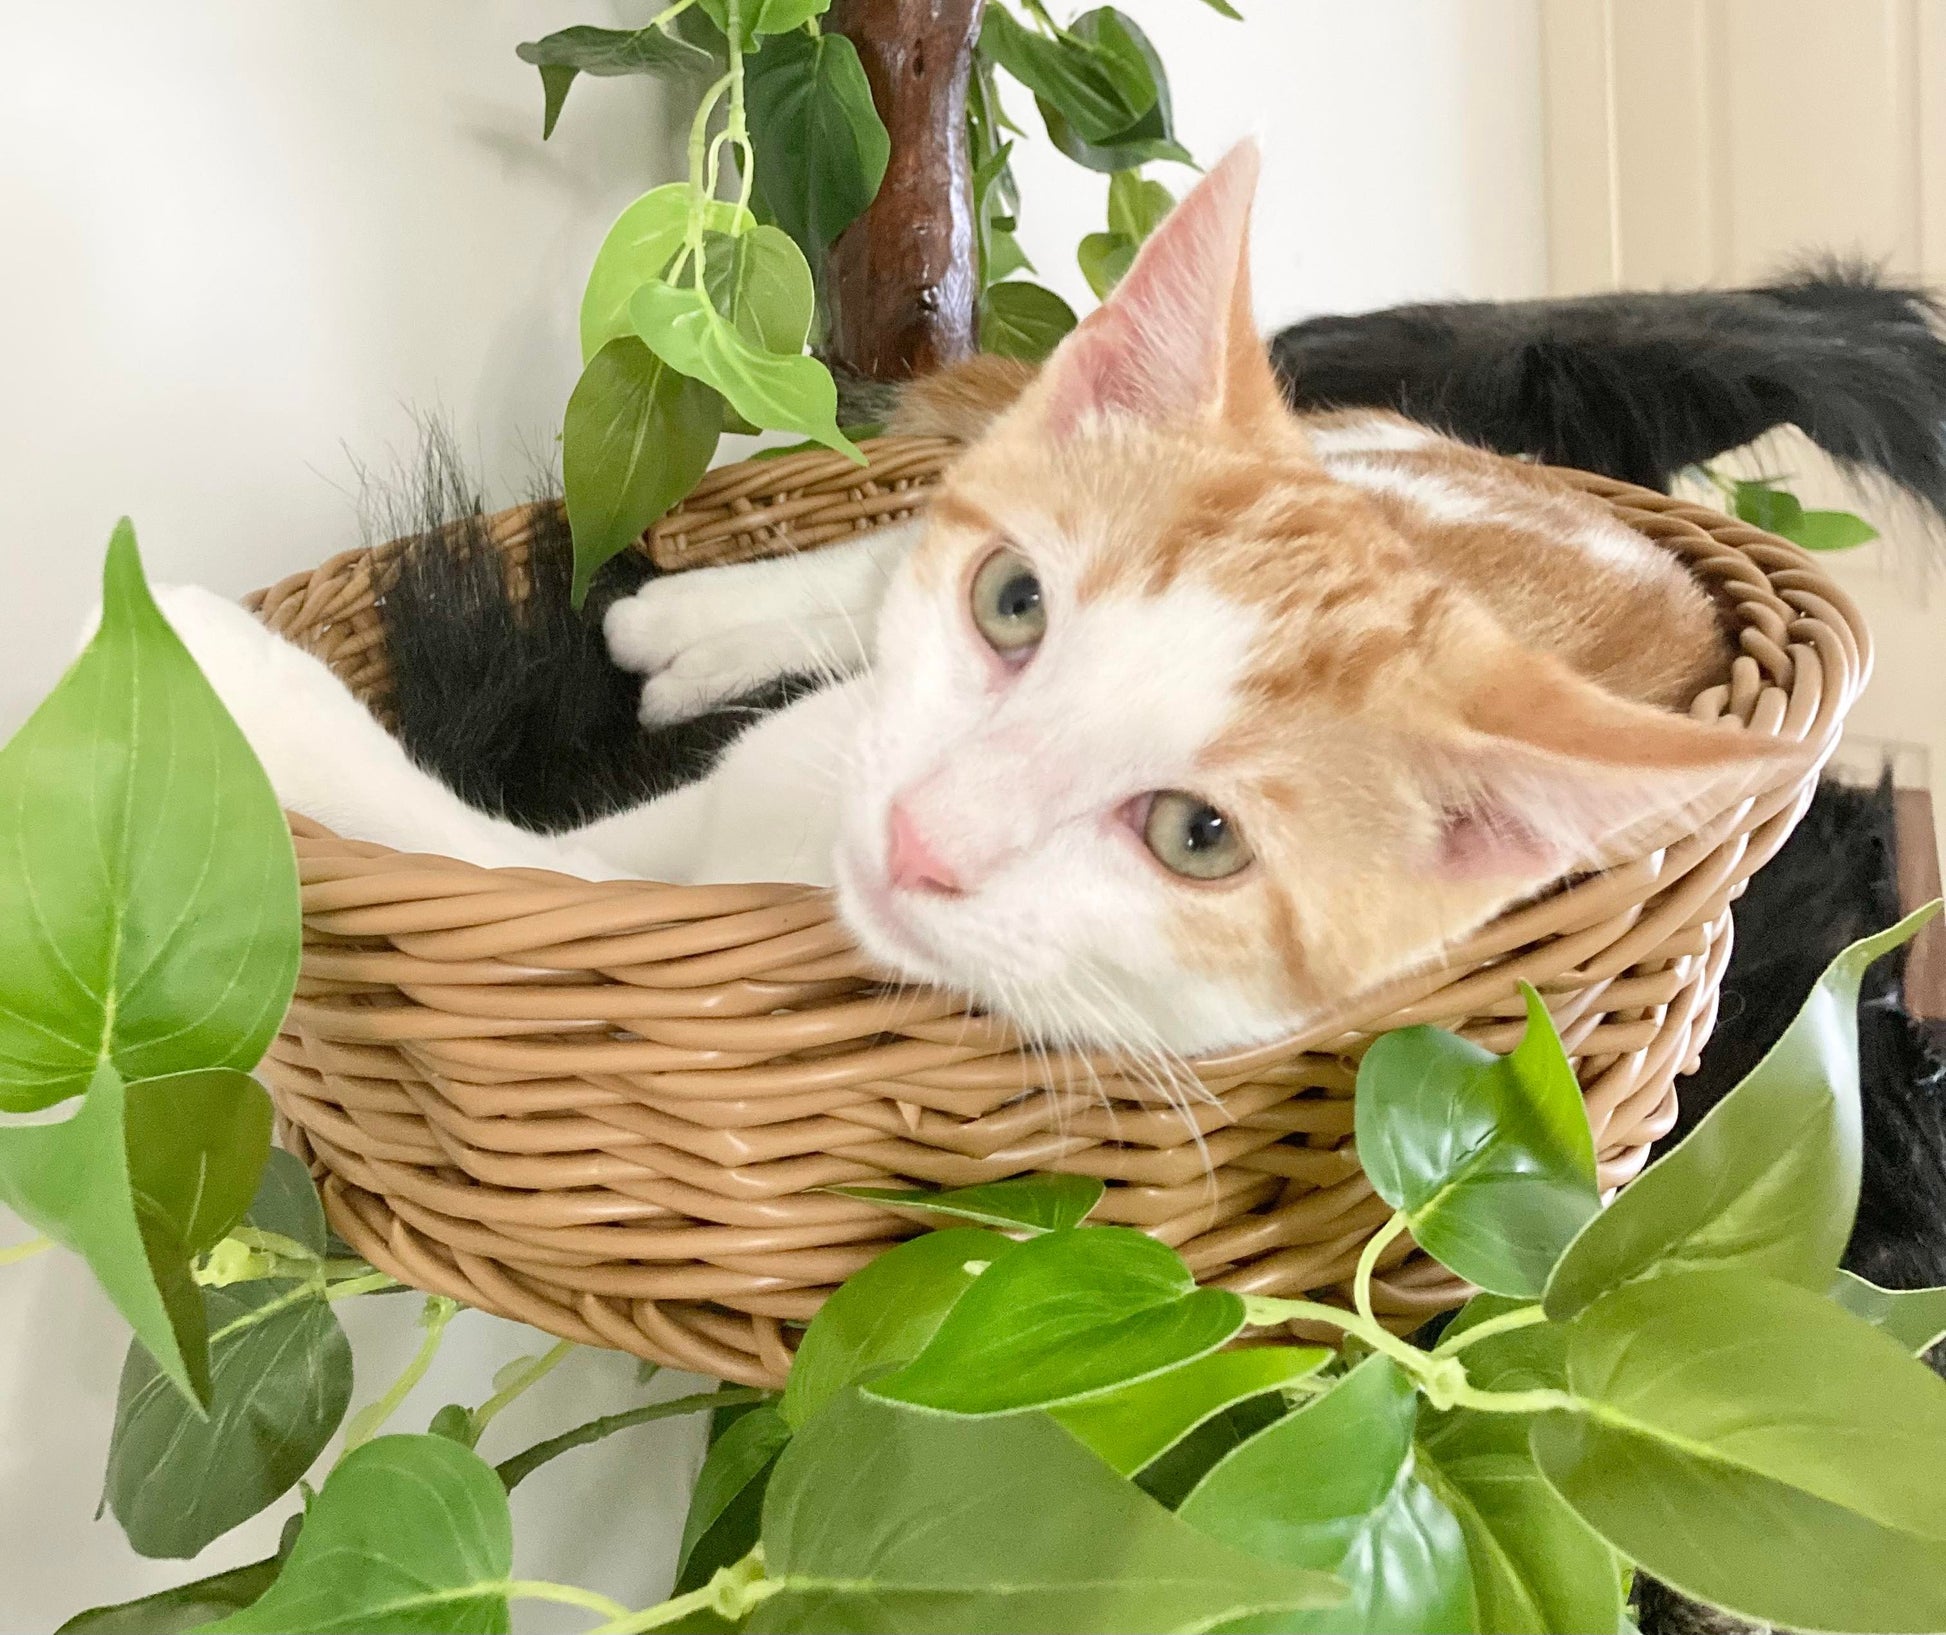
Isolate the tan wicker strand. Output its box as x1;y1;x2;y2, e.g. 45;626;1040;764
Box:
253;438;1868;1387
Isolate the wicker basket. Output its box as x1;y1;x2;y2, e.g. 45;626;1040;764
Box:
244;437;1868;1388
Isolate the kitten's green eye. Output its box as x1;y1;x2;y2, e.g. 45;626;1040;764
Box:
969;547;1046;657
1143;791;1252;881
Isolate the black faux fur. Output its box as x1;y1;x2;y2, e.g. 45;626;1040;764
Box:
1272;261;1946;511
374;440;809;833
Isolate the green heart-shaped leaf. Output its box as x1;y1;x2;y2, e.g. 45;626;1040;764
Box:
0;521;300;1112
1078;230;1136;299
867;1226;1245;1415
746;31;889;258
676;1404;792;1592
1546;906;1938;1318
199;1436;514;1634
107;1274;352;1558
515;25;716;138
0;1062;272;1406
580;185;754;361
106;1149;349;1558
979;280;1079;361
753;1389;1340;1633
1789;507;1880;551
59;1557;282;1634
1179;1356;1476;1634
1108;169;1174;244
781;1227;1015;1428
703;225;815;355
1053;1344;1329;1476
562;335;723;603
1032;11;1193;174
1533;1268;1946;1632
630;280;861;462
1358;984;1599;1296
979;6;1155;145
1830;1269;1946;1355
832;1174;1104;1234
126;1068;273;1264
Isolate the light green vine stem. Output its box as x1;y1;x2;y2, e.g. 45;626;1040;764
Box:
1353;1210;1409;1331
646;0;701;32
590;1547;781;1635
1429;1301;1549;1359
324;1270;399;1301
468;1339;576;1440
726;0;755;218
505;1581;632;1624
681;68;736;275
1244;1215;1580;1417
701;2;756;257
0;1235;53;1266
342;1295;459;1451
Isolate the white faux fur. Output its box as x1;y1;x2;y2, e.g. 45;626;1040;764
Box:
151;584;857;888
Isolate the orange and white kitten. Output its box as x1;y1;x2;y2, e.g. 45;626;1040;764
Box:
152;141;1789;1057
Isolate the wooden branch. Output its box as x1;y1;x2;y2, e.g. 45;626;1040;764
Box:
826;0;986;381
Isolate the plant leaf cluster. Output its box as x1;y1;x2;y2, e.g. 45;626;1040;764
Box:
520;0;1239;593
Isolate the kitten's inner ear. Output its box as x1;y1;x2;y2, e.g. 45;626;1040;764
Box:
1427;650;1802;882
1028;138;1288;438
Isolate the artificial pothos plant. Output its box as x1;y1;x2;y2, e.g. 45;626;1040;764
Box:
517;0;1232;600
8;527;1946;1634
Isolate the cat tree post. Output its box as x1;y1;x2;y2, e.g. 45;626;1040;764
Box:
826;0;986;380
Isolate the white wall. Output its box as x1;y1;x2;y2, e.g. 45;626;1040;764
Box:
0;3;1546;1629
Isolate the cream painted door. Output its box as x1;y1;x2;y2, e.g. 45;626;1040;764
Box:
1541;0;1946;1002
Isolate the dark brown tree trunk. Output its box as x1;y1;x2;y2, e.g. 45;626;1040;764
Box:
825;0;986;382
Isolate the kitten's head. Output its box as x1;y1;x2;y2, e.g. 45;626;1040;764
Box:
833;141;1785;1057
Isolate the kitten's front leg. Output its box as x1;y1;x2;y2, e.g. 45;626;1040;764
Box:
604;519;919;724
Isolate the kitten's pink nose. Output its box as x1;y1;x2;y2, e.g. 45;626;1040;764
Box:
886;801;963;896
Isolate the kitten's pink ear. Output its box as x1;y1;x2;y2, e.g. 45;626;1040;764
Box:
1029;139;1287;436
1426;652;1805;881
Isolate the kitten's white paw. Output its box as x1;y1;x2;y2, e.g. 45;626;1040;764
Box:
605;567;864;724
629;626;804;724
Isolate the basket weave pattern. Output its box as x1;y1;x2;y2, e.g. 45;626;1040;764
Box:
245;441;1868;1388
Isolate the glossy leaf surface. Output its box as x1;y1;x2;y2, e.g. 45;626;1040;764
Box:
630;281;860;460
1547;907;1937;1317
1831;1268;1946;1354
754;1389;1340;1633
1179;1357;1475;1634
1358;986;1598;1296
107;1154;346;1558
978;280;1079;361
1052;1344;1328;1476
869;1227;1245;1415
746;31;889;257
0;522;300;1111
200;1435;514;1634
781;1228;1013;1428
1533;1269;1946;1632
562;335;722;602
